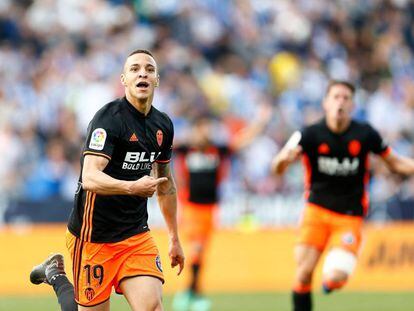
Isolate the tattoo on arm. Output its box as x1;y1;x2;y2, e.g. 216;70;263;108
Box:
154;162;177;195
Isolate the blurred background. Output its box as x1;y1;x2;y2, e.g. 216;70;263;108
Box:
1;0;414;310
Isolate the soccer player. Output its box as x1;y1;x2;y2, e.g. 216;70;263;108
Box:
30;49;185;311
271;80;414;311
172;106;271;311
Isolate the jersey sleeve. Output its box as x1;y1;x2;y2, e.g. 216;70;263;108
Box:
156;116;174;163
83;109;120;160
298;128;310;153
367;125;391;157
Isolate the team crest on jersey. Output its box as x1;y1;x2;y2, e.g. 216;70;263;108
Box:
342;232;355;245
85;287;95;301
155;255;163;272
156;130;163;146
348;140;361;157
318;143;330;154
89;128;107;151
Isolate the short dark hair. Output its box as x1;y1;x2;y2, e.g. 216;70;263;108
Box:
128;49;155;59
326;80;355;96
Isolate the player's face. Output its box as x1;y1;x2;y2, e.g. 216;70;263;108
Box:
193;119;212;147
121;53;159;101
323;84;354;123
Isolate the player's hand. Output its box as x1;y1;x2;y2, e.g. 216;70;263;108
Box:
169;239;185;276
129;175;168;197
281;145;303;163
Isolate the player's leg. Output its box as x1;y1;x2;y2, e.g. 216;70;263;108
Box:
293;245;322;311
30;253;78;311
321;247;357;293
114;231;165;311
77;301;110;311
188;206;214;295
321;214;362;294
66;231;114;310
173;203;214;311
292;204;330;311
186;236;212;311
119;276;163;311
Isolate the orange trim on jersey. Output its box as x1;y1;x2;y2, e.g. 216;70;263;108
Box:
87;193;96;242
72;237;78;300
362;156;370;216
80;191;91;241
302;154;312;200
155;159;171;163
380;146;392;158
83;151;111;161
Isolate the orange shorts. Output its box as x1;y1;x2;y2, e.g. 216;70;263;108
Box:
298;203;363;254
66;230;164;307
181;202;216;244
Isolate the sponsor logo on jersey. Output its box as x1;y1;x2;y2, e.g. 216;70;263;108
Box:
85;287;95;301
156;130;163;146
129;133;139;142
318;156;359;176
122;151;161;170
186;152;219;172
155;255;163;272
89;128;107;150
348;140;361;156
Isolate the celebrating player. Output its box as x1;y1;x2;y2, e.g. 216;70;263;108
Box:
271;80;414;311
30;49;184;311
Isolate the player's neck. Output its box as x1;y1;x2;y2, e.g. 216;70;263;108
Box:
326;118;351;134
126;93;153;115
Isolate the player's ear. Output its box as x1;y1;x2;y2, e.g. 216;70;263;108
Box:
155;75;160;87
120;74;127;87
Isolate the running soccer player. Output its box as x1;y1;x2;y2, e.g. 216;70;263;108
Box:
172;106;271;311
30;49;184;311
271;80;414;311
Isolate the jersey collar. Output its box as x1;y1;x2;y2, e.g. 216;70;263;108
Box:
123;96;153;118
323;117;354;136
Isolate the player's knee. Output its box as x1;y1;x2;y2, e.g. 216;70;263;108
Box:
322;248;356;283
153;299;163;311
138;297;162;311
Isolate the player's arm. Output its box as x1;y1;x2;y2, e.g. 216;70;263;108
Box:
380;151;414;175
368;124;414;176
271;131;303;176
82;155;167;196
154;162;185;275
229;103;272;152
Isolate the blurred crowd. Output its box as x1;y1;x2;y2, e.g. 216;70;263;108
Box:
1;0;414;224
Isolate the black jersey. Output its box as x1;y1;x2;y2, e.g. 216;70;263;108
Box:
175;145;231;204
299;118;390;217
68;97;174;243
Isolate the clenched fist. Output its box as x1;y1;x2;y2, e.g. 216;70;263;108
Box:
129;175;168;197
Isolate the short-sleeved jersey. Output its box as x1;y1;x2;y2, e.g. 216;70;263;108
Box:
175;145;231;205
68;97;174;243
299;118;390;217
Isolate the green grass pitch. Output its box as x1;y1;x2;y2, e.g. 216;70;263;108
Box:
0;292;413;311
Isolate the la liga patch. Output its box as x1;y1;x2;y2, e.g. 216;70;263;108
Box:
89;128;107;150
